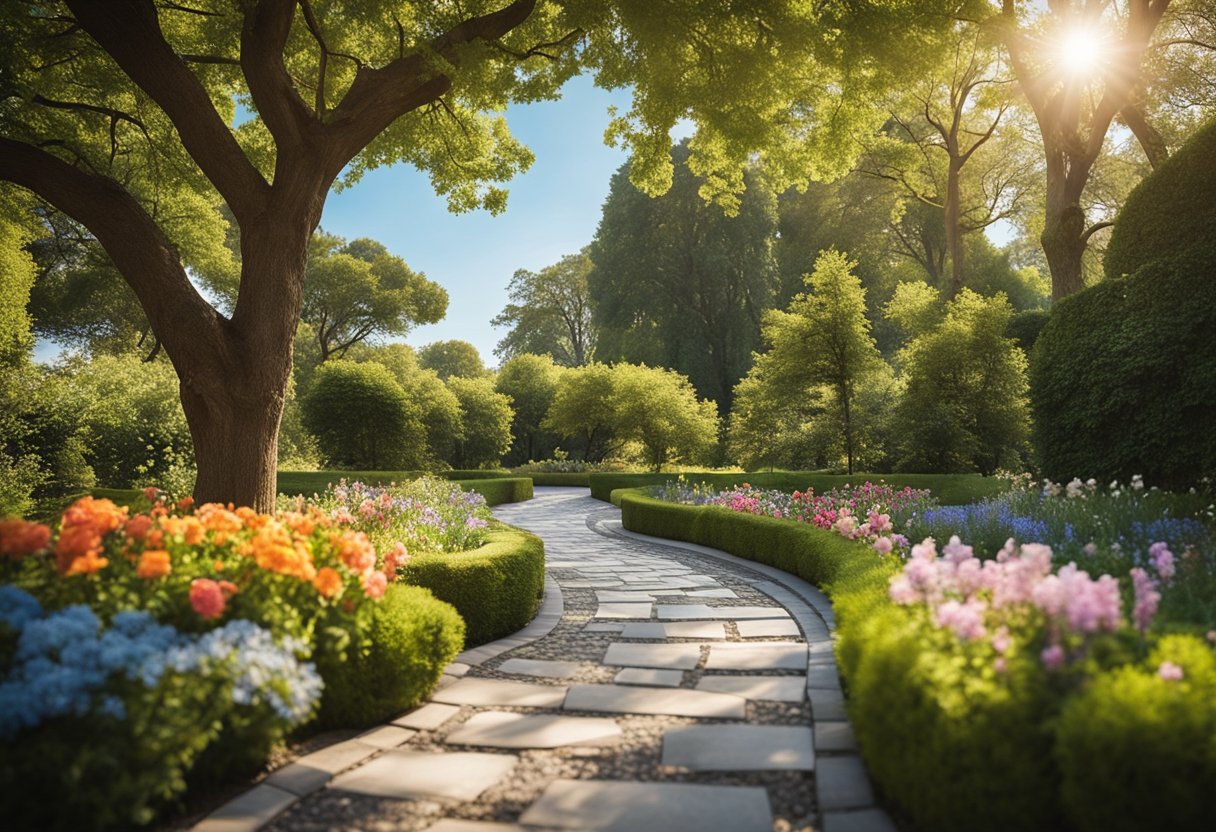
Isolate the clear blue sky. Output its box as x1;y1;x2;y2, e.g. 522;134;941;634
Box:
319;75;636;369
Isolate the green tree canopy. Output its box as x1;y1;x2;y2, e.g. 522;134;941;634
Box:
303;231;447;362
418;339;488;381
608;363;720;471
542;362;621;463
492;250;596;366
494;353;562;465
445;375;514;469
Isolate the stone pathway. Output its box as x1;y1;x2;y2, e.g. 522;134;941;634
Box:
195;488;893;832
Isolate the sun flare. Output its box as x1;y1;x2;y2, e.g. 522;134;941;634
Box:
1055;26;1110;76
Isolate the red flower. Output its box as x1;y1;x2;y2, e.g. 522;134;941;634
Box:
0;519;51;559
189;578;227;620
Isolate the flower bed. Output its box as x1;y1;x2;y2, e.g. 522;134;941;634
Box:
631;476;1216;832
0;489;467;828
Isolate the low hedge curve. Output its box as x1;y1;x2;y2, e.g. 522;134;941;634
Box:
617;489;1216;832
402;524;545;648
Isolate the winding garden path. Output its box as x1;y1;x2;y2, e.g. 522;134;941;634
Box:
196;488;893;832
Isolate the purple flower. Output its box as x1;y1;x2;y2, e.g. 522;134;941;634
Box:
1149;542;1175;581
1041;644;1066;671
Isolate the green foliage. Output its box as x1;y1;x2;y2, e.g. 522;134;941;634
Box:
274;471;531;506
608;364;720;471
1103;118;1216;280
495;353;562;466
446;375;514;469
1056;635;1216;832
1030;253;1216;490
315;584;464;728
493;250;597;366
302;231;447;361
542;362;621;462
402;526;545;647
894;290;1030;474
1005;308;1050;352
301;361;427;470
589;141;780;413
418;340;487;381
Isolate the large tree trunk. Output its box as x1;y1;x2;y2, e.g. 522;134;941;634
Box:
183;380;285;510
1041;151;1091;300
945;160;966;298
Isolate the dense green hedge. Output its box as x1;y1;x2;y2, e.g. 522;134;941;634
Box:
402;525;545;647
592;471;1004;506
524;472;592;487
618;492;1216;832
1103;117;1216;280
315;584;464;728
276;471;533;505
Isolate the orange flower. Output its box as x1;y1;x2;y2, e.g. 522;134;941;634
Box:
124;514;154;542
244;521;315;580
146;529;164;548
0;519;51;559
197;504;243;534
218;580;238;598
330;531;376;574
64;549;109;577
143;486;160;502
160;516;205;545
62;497;127;536
282;511;317;537
235;506;269;530
136;549;172;579
55;524;104;576
312;567;343;598
177;496;194;511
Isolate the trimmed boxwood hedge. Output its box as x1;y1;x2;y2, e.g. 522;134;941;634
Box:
593;471;1004;506
617;490;1216;832
402;525;545;647
314;584;465;728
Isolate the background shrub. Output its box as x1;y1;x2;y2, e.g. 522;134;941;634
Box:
315;584;464;728
446;375;514;469
402;526;544;646
301;361;427;470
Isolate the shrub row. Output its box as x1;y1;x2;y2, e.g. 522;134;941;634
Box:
593;471;1004;506
403;525;545;647
275;471;533;505
523;472;592;487
618;490;1216;832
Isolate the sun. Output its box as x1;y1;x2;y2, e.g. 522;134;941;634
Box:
1054;26;1112;76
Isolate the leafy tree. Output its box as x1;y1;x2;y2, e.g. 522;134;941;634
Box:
494;354;562;465
589;141;780;414
760;251;890;474
608;364;720;471
418;340;487;381
492;250;596;366
542;362;621;463
445;376;513;470
304;231;447;361
301;361;426;470
893;289;1030;474
0;0;904;509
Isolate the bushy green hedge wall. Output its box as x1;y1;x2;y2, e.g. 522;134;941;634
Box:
617;491;1215;832
402;525;545;647
525;472;592;487
594;472;1004;506
315;584;464;728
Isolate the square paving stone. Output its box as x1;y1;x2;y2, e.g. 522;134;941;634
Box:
594;603;653;619
583;622;625;633
822;808;898;832
564;684;745;718
662;725;815;771
705;643;809;670
619;621;727;640
431;678;568;709
695;675;805;702
815;721;857;752
817;755;877;810
687;588;738;598
614;667;684;687
444;711;620;749
603;642;702;669
595;590;657;602
329;750;516;802
809;686;847;720
736;619;801;638
497;658;581;678
807;664;842;689
357;725;417;749
394;703;461;730
519;779;772;832
657;604;791;620
194;784;297;832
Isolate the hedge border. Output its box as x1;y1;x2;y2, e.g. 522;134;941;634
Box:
401;524;545;647
521;472;591;487
274;472;533;506
591;472;1005;506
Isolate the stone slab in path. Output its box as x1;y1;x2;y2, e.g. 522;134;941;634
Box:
661;725;815;771
736;618;801;638
822;808;899;832
393;703;461;731
443;711;620;749
519;779;773;832
817;755;877;810
564;684;746;718
656;604;791;620
193;784;297;832
614;667;684;687
602;642;702;669
815;721;857;752
705;643;809;670
430;678;567;709
593;603;654;619
695;675;806;702
497;658;581;678
329;750;516;802
424;821;526;832
619;621;727;640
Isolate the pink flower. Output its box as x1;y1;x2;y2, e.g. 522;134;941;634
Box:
1130;567;1160;633
935;598;987;641
994;657;1008;674
873;536;893;555
189;578;227;620
363;570;387;599
942;535;973;564
1158;661;1184;681
1149;542;1175;581
1040;644;1066;671
991;626;1011;655
888;576;918;605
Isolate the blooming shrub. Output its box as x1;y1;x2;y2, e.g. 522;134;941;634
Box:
656;478;935;556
